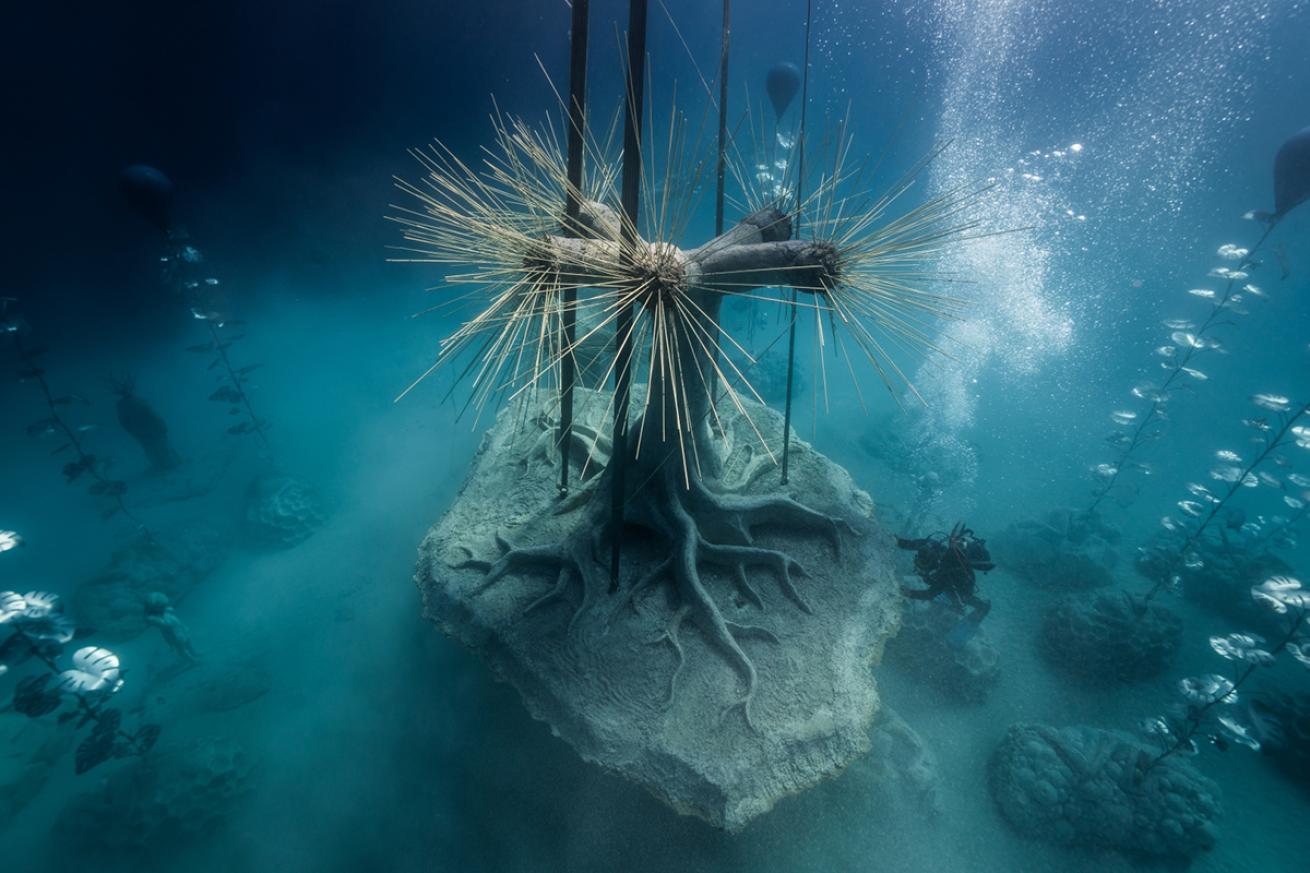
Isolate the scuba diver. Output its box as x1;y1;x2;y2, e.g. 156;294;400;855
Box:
896;523;995;645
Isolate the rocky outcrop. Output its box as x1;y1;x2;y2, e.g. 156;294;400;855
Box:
991;508;1120;590
415;389;901;830
56;736;252;852
1039;591;1182;683
867;707;941;815
243;473;324;547
1250;691;1310;791
884;599;1000;703
0;711;76;825
990;722;1221;860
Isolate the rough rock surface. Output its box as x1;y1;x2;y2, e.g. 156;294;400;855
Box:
1039;591;1182;683
884;599;1000;703
991;508;1120;590
416;390;901;830
0;711;76;824
243;472;324;547
72;523;228;640
990;722;1221;860
1251;691;1310;790
867;707;941;815
56;736;252;852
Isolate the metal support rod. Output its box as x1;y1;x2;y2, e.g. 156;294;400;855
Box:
714;1;731;236
779;0;813;486
611;0;649;591
558;0;590;497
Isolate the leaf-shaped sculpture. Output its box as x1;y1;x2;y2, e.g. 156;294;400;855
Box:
58;646;124;696
0;530;22;553
1251;576;1308;613
14;674;63;718
20;590;60;616
0;590;25;622
133;723;162;755
13;611;76;644
75;725;118;774
209;386;242;403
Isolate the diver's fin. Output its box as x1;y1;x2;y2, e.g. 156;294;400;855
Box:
945;615;981;649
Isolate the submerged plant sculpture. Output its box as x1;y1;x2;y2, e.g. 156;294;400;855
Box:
1140;395;1309;603
109;373;181;471
0;586;160;774
1086;245;1268;513
1;300;158;542
1141;575;1310;769
1087;126;1310;514
119;166;270;449
391;94;986;725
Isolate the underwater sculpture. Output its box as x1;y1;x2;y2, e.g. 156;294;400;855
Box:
990;508;1119;591
1248;691;1310;791
243;472;325;547
1040;396;1310;683
883;597;1000;703
1261;126;1310;225
1136;530;1294;633
109;373;181;471
56;735;252;852
2;299;159;543
1038;590;1181;684
1141;395;1309;605
72;522;227;640
1081;126;1309;525
121;164;324;546
990;722;1221;860
398;25;982;821
119;164;270;449
0;588;161;776
143;591;199;664
765;61;801;120
1140;575;1310;770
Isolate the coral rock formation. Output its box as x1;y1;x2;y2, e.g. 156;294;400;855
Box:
991;508;1120;590
990;722;1221;860
1137;536;1294;634
1251;691;1310;791
0;711;76;824
884;599;1000;703
416;389;901;830
57;736;252;852
243;472;324;547
867;707;942;815
1039;591;1182;683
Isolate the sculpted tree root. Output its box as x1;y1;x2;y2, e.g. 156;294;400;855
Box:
455;451;846;731
518;410;612;480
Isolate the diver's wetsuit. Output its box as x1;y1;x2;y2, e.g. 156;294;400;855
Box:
896;534;994;620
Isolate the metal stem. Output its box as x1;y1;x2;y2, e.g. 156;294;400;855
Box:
611;0;649;591
780;0;813;485
714;1;731;237
558;0;590;497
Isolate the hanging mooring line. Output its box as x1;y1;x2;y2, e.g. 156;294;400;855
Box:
779;0;813;486
610;0;649;591
714;0;731;237
558;0;591;497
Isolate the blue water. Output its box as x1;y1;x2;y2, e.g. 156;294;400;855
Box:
2;0;1308;870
